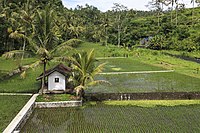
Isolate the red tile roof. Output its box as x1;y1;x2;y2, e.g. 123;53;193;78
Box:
36;63;72;80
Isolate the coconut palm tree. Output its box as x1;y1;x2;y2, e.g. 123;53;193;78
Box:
112;3;128;47
20;0;36;59
2;4;74;94
68;49;110;98
166;0;178;24
191;0;200;26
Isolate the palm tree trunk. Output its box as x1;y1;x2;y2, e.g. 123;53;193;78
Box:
21;38;26;60
158;12;160;27
41;61;46;94
192;0;194;26
117;14;121;47
118;24;121;47
105;27;108;46
171;7;173;23
175;6;178;26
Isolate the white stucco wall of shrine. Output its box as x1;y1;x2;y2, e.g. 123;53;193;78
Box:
48;71;66;91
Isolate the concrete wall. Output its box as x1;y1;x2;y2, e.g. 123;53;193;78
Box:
35;101;82;108
3;94;38;133
48;71;65;91
3;95;82;133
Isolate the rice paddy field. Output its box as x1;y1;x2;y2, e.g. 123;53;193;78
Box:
1;56;199;93
87;72;200;93
1;43;200;132
97;58;165;72
0;95;31;132
21;103;200;133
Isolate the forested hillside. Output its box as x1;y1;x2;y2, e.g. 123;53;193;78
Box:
0;0;200;55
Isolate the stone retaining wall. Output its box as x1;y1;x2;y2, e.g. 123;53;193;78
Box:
85;92;200;101
35;100;82;108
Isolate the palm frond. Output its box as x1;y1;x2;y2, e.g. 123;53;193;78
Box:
2;50;25;59
36;47;49;57
51;43;73;55
92;63;106;76
74;85;85;96
29;60;41;69
9;31;24;39
86;49;96;71
53;56;71;62
69;56;82;68
72;64;84;76
74;85;85;91
20;71;26;79
25;36;39;53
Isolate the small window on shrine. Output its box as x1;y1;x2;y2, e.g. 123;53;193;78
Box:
55;78;59;83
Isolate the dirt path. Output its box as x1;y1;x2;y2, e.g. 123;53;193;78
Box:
99;70;174;75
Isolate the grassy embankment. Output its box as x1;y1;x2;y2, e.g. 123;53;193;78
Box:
0;57;37;79
0;59;60;93
131;48;200;79
103;100;200;107
36;94;73;102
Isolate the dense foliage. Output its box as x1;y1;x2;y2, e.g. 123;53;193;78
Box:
0;0;200;55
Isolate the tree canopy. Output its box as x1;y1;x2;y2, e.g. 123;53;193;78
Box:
0;0;200;54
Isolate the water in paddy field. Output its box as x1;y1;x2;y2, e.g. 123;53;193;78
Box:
86;72;200;93
21;104;200;132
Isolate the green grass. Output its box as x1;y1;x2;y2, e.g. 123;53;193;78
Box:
21;103;200;132
0;57;38;80
104;100;200;107
86;72;200;93
98;58;165;72
36;94;74;102
0;57;37;72
0;62;58;93
76;42;129;57
0;95;30;132
131;48;200;79
0;66;41;93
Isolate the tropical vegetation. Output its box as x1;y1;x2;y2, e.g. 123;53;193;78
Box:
1;0;200;56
